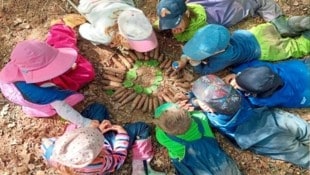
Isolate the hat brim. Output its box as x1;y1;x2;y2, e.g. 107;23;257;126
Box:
128;31;158;52
0;48;77;83
235;67;284;98
183;24;230;61
183;37;213;61
183;50;212;61
0;62;24;83
159;15;182;30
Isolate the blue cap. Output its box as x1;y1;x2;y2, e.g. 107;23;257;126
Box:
156;0;187;30
183;24;230;61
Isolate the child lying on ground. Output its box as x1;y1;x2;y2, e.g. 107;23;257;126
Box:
173;22;310;74
222;58;310;108
0;15;95;117
77;0;158;52
155;0;308;42
41;102;165;175
153;102;241;175
184;74;310;169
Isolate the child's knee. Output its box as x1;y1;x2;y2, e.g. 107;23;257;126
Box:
126;122;151;139
81;102;110;121
135;122;151;135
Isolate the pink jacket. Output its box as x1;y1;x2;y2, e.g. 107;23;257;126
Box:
0;24;94;117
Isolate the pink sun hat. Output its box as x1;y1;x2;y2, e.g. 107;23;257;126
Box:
0;40;77;83
118;9;158;52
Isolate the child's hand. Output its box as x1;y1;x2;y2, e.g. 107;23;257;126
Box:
177;100;194;111
175;92;189;101
99;120;112;134
196;100;214;113
109;125;127;134
63;14;86;28
172;55;189;71
89;120;100;128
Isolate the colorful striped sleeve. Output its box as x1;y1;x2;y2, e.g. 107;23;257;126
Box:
74;133;130;174
99;133;130;173
110;133;130;170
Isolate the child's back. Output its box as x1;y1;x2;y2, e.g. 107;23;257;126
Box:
154;103;241;175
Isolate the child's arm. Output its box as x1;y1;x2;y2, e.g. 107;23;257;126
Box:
45;24;78;50
51;100;98;127
104;125;130;171
46;14;87;50
193;58;232;75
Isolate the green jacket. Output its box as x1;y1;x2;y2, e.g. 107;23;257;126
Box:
153;4;207;42
174;4;207;42
155;111;214;160
250;23;310;61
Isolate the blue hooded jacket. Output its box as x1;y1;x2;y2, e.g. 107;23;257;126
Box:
192;29;261;74
232;59;310;108
203;97;310;169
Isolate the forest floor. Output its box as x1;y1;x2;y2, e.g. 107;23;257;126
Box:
0;0;309;174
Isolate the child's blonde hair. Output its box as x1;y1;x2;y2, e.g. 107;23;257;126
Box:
154;106;191;135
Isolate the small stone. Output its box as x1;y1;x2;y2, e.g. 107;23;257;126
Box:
19;23;31;29
35;171;45;175
0;104;9;117
8;122;16;128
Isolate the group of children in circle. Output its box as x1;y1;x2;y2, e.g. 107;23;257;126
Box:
0;0;309;174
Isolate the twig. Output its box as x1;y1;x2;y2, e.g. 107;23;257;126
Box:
41;0;49;12
55;2;66;13
66;0;79;12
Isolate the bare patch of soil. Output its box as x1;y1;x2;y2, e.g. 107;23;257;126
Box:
135;66;157;87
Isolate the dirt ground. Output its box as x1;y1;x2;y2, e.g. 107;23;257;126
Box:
0;0;309;174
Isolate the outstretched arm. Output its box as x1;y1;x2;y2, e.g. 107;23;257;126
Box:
51;100;99;127
193;60;231;75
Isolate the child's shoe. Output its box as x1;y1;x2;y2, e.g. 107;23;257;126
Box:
302;30;310;39
271;15;300;37
288;16;310;32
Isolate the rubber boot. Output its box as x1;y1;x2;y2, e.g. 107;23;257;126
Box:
131;138;166;175
302;30;310;39
288;16;310;32
271;15;300;37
